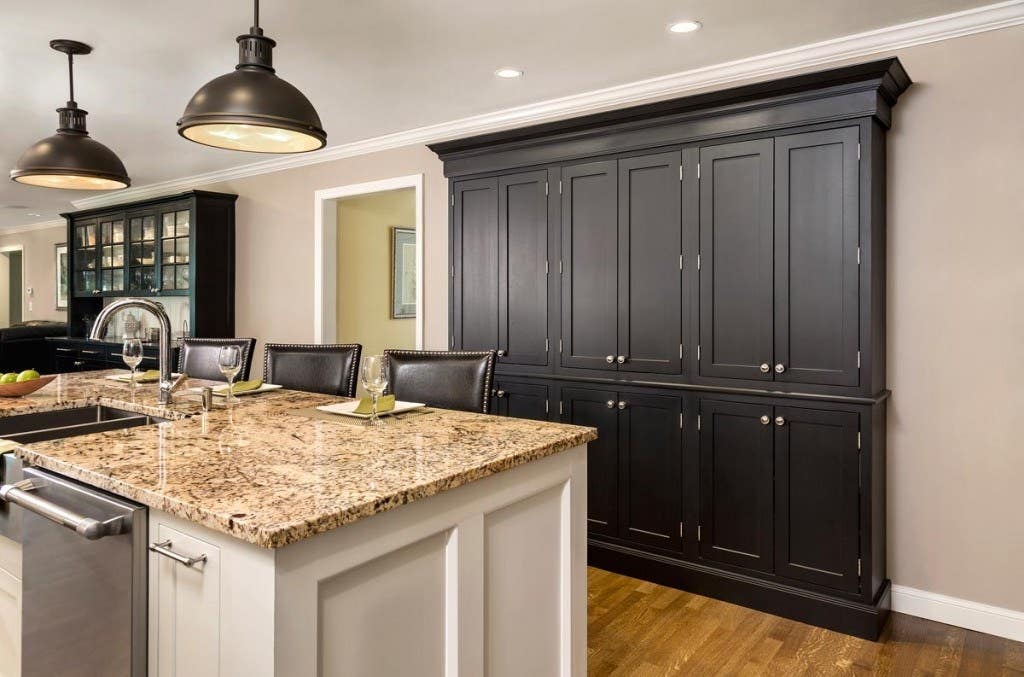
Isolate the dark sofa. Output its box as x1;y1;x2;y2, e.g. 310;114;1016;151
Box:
0;321;67;374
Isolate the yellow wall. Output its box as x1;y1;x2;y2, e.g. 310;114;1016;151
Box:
335;189;417;359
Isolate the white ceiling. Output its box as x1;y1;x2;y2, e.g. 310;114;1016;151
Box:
0;0;995;228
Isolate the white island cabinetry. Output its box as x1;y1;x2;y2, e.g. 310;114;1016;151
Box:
148;446;587;677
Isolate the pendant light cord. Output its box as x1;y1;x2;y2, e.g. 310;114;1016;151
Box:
252;0;260;32
67;52;75;105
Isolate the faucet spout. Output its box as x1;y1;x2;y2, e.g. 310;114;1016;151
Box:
89;298;176;406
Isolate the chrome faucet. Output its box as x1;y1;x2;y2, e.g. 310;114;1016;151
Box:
90;298;184;406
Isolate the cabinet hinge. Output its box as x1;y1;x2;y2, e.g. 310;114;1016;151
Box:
857;351;861;368
679;254;684;270
450;265;455;278
679;343;683;359
697;414;702;431
696;254;701;270
857;143;861;161
697;525;702;542
450;337;454;348
696;163;701;180
697;344;701;361
857;431;862;450
679;166;683;181
559;260;563;275
545;338;550;352
857;246;861;265
559;338;563;354
545;399;550;414
545;181;549;196
679;522;684;538
679;412;684;429
559;180;563;194
545;260;549;275
559;400;564;416
450;194;454;207
857;558;862;576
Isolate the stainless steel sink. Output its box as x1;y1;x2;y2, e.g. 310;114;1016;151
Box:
0;406;170;445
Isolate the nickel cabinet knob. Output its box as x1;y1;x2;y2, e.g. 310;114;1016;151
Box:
759;363;770;374
496;349;506;357
605;355;615;364
495;390;506;398
617;401;627;410
606;400;616;408
616;355;626;364
760;415;771;425
774;363;785;373
775;416;786;426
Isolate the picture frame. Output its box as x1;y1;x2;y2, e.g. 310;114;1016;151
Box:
390;227;416;319
55;242;69;311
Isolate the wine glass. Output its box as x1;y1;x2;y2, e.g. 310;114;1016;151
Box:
218;345;243;405
122;336;143;391
360;355;389;427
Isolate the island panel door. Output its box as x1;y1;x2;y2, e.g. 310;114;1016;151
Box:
560;160;618;370
698;139;774;381
561;386;620;536
498;170;550;367
492;381;551;421
774;127;860;386
452;177;499;353
617;151;683;375
774;406;861;592
698;398;774;572
617;392;683;550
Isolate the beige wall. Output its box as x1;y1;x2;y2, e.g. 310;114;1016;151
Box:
0;224;67;324
336;188;417;359
168;25;1024;613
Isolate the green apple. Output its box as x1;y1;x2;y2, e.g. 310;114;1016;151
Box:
16;370;40;382
0;373;17;384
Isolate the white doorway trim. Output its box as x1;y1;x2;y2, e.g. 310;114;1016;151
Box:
313;174;424;347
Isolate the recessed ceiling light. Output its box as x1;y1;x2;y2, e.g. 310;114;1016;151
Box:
495;68;524;79
27;213;41;217
668;20;702;34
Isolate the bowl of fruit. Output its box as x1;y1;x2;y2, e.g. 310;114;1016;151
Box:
0;370;56;397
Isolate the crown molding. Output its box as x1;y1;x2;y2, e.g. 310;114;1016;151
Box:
71;0;1024;211
0;219;65;235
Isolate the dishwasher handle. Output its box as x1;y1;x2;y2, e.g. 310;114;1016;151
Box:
0;479;126;540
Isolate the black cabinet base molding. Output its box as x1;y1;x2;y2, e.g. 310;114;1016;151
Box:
589;539;891;641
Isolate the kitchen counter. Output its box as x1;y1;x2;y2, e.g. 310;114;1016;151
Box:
3;370;595;548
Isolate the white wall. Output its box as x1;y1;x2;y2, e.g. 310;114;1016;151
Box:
0;224;66;324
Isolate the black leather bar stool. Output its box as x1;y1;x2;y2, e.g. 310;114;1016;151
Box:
178;337;257;381
382;350;496;414
263;343;362;396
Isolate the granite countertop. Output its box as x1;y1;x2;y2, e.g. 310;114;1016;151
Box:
2;371;596;548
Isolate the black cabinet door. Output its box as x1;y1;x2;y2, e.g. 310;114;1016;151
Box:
452;178;499;353
492;381;550;421
562;386;619;536
698;398;774;572
774;128;860;386
561;160;618;370
617;152;682;374
617;392;683;550
774;406;860;592
498;170;549;367
698;140;774;381
71;218;99;297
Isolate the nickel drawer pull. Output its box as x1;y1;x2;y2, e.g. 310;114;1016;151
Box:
149;539;207;568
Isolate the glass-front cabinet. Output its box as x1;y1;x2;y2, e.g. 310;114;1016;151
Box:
127;212;157;293
160;207;191;293
99;216;126;292
72;218;98;296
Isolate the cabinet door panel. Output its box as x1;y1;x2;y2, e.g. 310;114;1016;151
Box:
699;140;774;380
493;381;550;421
775;406;860;592
698;398;774;572
618;392;682;550
775;128;860;386
499;170;549;366
562;387;619;535
618;152;682;374
561;161;618;370
453;178;499;352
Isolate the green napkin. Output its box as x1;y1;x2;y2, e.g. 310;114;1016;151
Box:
127;369;161;383
215;380;263;395
354;394;395;415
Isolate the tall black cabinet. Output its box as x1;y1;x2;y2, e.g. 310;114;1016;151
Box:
432;58;909;639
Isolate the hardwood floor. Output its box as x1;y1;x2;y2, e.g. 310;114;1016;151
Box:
588;567;1024;676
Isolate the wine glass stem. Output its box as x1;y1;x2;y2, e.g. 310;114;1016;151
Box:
371;393;379;424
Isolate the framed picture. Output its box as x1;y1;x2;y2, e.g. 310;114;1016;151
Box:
390;227;416;319
55;242;69;311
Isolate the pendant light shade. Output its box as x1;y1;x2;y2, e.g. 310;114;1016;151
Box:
177;0;326;153
10;40;130;191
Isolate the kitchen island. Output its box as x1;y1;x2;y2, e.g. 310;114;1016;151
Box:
0;371;595;676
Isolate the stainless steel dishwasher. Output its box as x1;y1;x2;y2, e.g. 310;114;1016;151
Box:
1;465;147;676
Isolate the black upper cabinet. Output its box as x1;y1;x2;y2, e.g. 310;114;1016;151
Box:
452;177;499;354
699;139;775;381
618;152;683;374
774;128;860;386
617;392;683;550
561;161;618;370
774;406;860;593
561;386;621;536
499;171;549;366
698;398;774;572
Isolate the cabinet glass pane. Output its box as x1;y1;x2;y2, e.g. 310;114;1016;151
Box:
162;239;175;264
162;266;175;289
112;246;124;268
142;268;154;289
77;271;96;291
75;249;96;270
86;225;96;246
101;270;112;290
142;218;155;241
112;221;124;243
141;242;155;266
175;210;190;232
75;226;88;247
130;268;142;289
175;238;189;264
100;222;112;244
130;243;142;266
130;218;142;241
102;246;113;268
113;271;124;291
175;265;189;290
162;213;175;238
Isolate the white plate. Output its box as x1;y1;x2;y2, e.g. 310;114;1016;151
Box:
105;372;183;383
187;383;284;397
316;400;426;419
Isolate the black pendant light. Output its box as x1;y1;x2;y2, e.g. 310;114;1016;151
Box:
10;40;130;190
177;0;326;153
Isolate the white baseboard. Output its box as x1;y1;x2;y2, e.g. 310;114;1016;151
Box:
892;584;1024;642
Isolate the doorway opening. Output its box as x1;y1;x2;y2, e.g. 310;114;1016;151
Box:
0;247;24;327
314;175;423;357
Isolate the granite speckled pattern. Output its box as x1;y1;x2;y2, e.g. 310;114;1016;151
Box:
3;371;596;548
